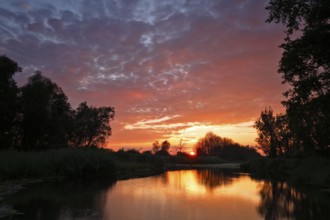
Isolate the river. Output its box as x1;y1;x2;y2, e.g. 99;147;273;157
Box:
1;169;330;219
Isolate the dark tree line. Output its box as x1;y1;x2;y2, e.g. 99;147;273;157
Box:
151;140;171;155
0;55;115;151
195;132;260;161
255;0;330;157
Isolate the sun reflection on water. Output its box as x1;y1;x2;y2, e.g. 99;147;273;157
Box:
103;170;263;220
164;170;261;202
2;169;330;219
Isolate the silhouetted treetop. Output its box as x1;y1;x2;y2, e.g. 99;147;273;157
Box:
266;0;330;36
195;132;260;160
0;55;22;149
254;107;293;157
19;72;73;150
0;55;115;151
260;0;330;155
71;102;115;147
152;140;171;155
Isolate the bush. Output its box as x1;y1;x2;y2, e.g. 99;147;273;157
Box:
0;148;116;180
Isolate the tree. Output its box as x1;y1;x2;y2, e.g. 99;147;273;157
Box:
19;72;73;150
152;141;160;154
158;140;170;155
0;55;21;149
71;102;115;147
195;132;259;160
160;140;170;152
195;132;223;156
152;140;171;155
266;0;330;153
254;107;278;157
254;107;294;157
177;138;184;153
0;56;116;150
275;114;294;155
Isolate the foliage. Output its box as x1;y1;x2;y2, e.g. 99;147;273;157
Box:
248;157;330;187
71;102;115;147
0;148;164;181
254;107;293;157
260;0;330;155
0;148;116;180
0;55;21;149
152;141;160;154
114;148;164;170
195;132;224;156
18;72;73;150
195;132;260;161
0;55;115;150
218;145;261;161
158;140;171;155
152;140;171;155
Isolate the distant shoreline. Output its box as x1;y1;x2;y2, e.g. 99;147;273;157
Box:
167;163;241;170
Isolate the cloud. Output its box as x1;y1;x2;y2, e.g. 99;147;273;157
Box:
170;121;257;145
125;115;199;130
0;0;286;149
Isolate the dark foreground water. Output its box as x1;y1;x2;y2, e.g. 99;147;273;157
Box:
1;169;330;220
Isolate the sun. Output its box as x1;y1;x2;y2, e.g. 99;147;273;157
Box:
189;151;196;156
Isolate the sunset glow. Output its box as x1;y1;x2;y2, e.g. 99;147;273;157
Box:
0;0;286;150
104;170;264;219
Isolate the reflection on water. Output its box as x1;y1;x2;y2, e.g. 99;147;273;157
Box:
1;179;116;220
102;170;262;220
257;180;330;220
2;170;330;220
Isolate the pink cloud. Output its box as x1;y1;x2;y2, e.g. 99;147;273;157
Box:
1;0;287;149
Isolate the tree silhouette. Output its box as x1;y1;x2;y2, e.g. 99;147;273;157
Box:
152;141;160;154
71;102;115;147
0;55;21;149
157;140;170;155
160;140;170;152
266;0;330;154
0;56;116;151
152;140;171;155
19;72;73;150
195;132;259;160
195;132;223;156
254;107;290;157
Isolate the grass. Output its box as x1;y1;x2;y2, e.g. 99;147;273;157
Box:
0;147;164;181
0;148;115;180
0;147;252;182
244;157;330;187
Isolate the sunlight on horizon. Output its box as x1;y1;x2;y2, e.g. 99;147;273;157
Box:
109;121;258;151
167;121;257;147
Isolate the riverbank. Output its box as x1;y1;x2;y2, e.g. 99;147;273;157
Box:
0;148;165;218
167;163;241;170
3;149;330;218
0;148;241;196
3;148;330;187
0;148;163;181
242;157;330;187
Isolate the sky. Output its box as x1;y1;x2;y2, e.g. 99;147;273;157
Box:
0;0;287;152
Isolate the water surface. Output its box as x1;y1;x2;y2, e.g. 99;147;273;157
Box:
2;169;330;219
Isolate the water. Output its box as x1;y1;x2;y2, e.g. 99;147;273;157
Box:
1;169;330;220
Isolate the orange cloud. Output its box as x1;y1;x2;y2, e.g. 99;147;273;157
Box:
1;0;286;150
